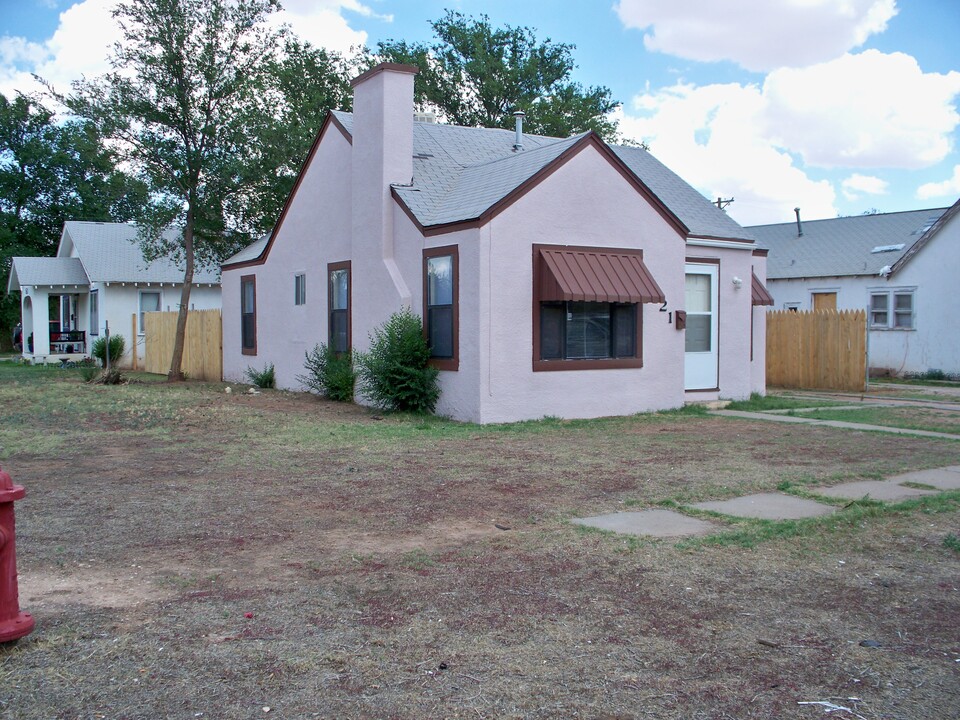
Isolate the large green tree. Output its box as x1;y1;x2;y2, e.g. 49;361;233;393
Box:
59;0;288;379
377;11;621;141
0;93;147;349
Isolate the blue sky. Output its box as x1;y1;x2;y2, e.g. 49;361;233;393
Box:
2;0;959;226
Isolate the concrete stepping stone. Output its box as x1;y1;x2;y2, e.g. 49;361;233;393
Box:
815;480;937;501
690;493;835;520
886;468;960;491
572;509;719;538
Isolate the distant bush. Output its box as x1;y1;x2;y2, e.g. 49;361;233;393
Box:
91;335;126;365
298;343;355;402
245;363;276;389
77;358;100;383
354;308;439;414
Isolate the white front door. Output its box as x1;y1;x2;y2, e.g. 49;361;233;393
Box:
684;263;719;390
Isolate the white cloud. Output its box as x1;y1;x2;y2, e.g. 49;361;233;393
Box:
614;0;896;72
0;0;376;100
916;165;960;200
841;173;888;200
271;0;388;55
763;51;960;169
0;0;120;99
618;83;837;225
617;49;960;224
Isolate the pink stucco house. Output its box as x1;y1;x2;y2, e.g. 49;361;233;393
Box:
221;63;771;423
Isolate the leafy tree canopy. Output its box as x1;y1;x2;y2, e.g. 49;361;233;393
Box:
377;10;621;141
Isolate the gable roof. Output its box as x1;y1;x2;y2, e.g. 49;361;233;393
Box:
749;207;950;280
7;257;88;293
61;222;221;284
224;110;753;267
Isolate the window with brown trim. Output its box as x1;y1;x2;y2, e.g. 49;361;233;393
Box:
328;261;351;353
423;245;459;371
532;244;664;371
240;275;257;355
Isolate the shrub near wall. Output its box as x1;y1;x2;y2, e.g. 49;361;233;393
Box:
354;309;440;414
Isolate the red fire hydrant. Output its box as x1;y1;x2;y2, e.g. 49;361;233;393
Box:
0;466;33;643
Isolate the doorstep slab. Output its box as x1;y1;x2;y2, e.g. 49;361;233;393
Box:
572;510;719;538
815;480;937;501
690;493;836;520
885;468;960;490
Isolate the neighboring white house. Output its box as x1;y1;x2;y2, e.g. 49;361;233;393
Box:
7;221;221;366
221;63;772;423
750;200;960;376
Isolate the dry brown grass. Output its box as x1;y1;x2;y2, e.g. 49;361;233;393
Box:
1;367;959;719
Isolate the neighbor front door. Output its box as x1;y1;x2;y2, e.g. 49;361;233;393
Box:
684;263;719;391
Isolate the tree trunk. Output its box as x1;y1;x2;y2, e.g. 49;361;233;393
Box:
167;211;195;381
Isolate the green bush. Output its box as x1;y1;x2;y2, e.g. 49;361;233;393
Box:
90;334;126;365
245;363;276;389
77;358;100;383
354;308;440;413
298;343;355;402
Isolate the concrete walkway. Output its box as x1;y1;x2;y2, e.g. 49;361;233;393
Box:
709;409;960;441
572;464;960;540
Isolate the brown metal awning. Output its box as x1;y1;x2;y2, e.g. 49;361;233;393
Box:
752;272;774;306
539;248;665;304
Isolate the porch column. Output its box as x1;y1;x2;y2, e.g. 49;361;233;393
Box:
29;290;50;358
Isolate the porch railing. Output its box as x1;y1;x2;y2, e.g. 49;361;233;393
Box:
49;330;86;355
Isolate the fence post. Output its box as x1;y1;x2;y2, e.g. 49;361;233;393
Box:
131;313;138;371
104;321;110;373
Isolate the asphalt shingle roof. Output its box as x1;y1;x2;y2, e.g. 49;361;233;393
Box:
8;257;88;291
331;111;750;241
749;208;949;280
63;221;221;284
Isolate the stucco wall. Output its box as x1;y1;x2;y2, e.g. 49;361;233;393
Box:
474;145;688;423
222;128;353;387
750;255;769;394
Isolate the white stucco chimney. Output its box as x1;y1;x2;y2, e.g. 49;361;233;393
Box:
349;62;419;328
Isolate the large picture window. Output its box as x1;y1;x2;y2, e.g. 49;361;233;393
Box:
533;244;664;371
241;275;257;354
139;290;160;335
328;262;351;354
423;246;458;371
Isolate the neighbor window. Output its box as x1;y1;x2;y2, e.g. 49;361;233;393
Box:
294;273;306;306
89;290;99;336
423;246;458;370
532;244;664;371
870;289;914;330
241;275;257;354
328;262;350;354
139;290;160;335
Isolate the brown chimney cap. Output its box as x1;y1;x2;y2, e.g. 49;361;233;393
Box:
350;62;420;88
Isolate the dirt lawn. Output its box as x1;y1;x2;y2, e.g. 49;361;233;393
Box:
1;366;959;719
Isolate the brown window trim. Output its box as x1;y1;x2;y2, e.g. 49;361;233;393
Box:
423;245;459;371
328;261;352;353
240;274;257;356
532;244;645;372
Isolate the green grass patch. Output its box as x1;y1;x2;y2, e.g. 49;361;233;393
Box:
724;392;844;412
677;491;960;549
797;407;960;435
944;533;960;552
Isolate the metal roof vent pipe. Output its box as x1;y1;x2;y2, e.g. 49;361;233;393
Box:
513;110;525;151
794;207;803;237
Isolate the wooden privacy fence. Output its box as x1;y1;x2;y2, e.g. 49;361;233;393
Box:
144;309;222;381
766;309;866;392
